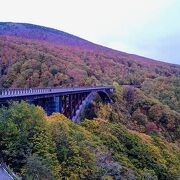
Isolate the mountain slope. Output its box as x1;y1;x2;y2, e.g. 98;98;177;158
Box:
0;102;179;179
0;22;179;66
0;22;95;48
0;22;179;89
0;22;180;179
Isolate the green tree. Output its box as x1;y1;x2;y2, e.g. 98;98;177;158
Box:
0;102;60;178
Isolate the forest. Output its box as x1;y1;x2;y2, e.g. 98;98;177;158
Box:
0;35;179;88
0;83;179;179
0;23;180;179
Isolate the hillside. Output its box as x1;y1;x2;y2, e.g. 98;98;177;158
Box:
0;22;180;179
0;22;100;49
0;22;178;66
0;23;179;89
0;94;179;179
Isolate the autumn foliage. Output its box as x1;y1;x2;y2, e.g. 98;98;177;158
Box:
0;22;180;179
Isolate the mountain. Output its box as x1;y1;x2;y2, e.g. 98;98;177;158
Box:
0;22;94;48
0;22;180;179
0;22;179;89
0;22;179;138
0;22;179;65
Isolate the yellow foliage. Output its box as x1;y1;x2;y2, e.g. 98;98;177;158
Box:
102;176;113;180
46;112;69;123
68;174;80;180
148;145;167;165
94;118;108;125
129;130;152;143
97;103;112;120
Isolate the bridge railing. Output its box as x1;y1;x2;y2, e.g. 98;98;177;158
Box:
0;86;114;97
0;88;53;96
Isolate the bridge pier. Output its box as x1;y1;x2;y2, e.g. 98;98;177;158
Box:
68;94;72;119
32;96;61;115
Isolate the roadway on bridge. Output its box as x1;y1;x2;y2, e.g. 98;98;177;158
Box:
0;86;113;98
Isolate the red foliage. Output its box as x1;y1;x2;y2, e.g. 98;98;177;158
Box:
0;23;179;88
145;122;160;134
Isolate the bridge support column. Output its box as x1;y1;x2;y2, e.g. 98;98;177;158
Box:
71;94;77;117
32;96;61;115
46;96;61;115
61;95;67;115
68;94;72;119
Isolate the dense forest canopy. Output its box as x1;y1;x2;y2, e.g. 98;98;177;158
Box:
0;23;179;89
0;87;179;179
0;22;179;179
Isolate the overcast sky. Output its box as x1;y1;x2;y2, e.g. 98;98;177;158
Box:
0;0;180;64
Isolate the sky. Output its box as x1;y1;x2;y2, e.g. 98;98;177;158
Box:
0;0;180;64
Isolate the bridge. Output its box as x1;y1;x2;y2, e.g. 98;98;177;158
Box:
0;86;114;122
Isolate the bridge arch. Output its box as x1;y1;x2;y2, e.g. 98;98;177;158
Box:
96;90;112;103
72;90;113;122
